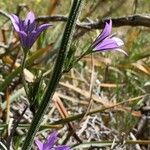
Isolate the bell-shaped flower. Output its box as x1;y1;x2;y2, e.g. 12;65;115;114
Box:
10;11;52;51
35;131;70;150
92;20;127;55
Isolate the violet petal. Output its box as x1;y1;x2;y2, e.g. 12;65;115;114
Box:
35;140;43;150
32;23;52;42
99;20;112;41
10;14;20;32
43;131;58;149
93;20;112;47
24;11;36;32
26;31;37;49
54;145;71;150
18;31;27;48
36;24;52;36
94;38;120;50
111;37;124;46
114;48;128;55
24;11;35;25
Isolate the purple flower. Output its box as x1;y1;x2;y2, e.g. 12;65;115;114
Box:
10;11;52;50
35;131;70;150
92;20;127;55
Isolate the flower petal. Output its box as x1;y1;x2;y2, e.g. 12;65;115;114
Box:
99;20;112;41
31;23;52;45
18;31;27;49
111;37;127;55
25;11;35;25
54;145;70;150
94;38;119;50
112;37;124;47
114;48;128;55
35;140;43;150
9;14;20;32
36;23;52;35
94;37;127;55
93;20;112;47
43;131;58;149
25;31;37;49
24;11;36;32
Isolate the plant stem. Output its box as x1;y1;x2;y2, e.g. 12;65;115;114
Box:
0;47;49;92
22;0;84;150
72;140;150;149
51;95;144;125
63;47;91;73
21;52;29;96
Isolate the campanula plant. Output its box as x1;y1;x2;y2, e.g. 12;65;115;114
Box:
22;1;84;150
10;11;52;95
10;11;52;53
63;19;127;73
92;19;127;55
35;131;70;150
82;19;127;57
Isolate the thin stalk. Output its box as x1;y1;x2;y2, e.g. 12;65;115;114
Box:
0;123;62;130
6;106;28;149
0;47;48;92
6;52;29;150
21;52;29;96
63;48;91;73
51;95;144;125
72;140;150;149
22;0;84;150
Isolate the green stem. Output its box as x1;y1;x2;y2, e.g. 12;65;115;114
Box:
22;1;84;150
63;47;91;73
72;140;150;149
0;48;45;92
0;123;62;130
21;52;29;96
51;96;143;125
